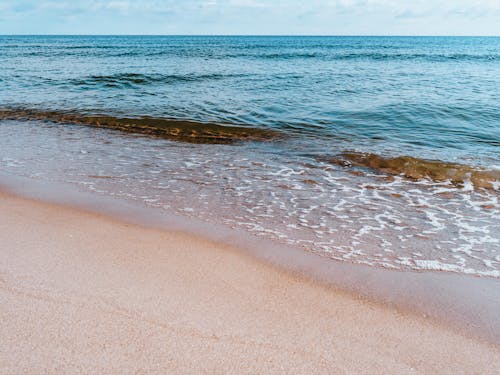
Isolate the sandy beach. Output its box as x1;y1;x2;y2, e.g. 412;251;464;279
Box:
0;190;498;374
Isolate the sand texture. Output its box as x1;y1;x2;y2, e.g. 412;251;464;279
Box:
0;191;499;374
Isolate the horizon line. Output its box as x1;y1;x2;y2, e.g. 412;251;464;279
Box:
0;34;499;37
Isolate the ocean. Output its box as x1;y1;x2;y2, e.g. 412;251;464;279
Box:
0;35;499;277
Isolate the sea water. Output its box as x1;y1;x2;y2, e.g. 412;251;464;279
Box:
0;36;499;277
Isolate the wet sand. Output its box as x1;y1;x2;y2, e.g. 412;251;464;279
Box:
0;190;499;373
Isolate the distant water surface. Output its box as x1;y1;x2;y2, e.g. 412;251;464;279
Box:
0;36;499;277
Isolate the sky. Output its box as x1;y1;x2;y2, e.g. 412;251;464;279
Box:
0;0;499;35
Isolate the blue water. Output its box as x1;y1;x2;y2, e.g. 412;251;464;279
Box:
1;35;499;165
1;36;499;277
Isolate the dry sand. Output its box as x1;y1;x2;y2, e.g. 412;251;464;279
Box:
0;191;499;374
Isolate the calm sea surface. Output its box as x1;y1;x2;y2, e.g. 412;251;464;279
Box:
1;36;499;276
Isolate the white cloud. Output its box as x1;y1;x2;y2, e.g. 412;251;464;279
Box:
0;0;499;34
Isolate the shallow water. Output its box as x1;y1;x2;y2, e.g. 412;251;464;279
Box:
0;118;498;277
0;36;499;277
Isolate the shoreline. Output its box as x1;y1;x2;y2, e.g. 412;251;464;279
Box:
1;188;499;373
1;116;498;279
1;172;500;346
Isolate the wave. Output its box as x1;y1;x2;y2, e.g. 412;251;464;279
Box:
1;108;499;189
319;152;500;190
8;48;497;62
246;52;498;62
0;109;282;144
329;52;498;62
68;73;241;88
187;51;499;62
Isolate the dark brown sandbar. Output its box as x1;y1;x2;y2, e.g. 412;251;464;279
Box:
321;151;500;189
0;108;282;144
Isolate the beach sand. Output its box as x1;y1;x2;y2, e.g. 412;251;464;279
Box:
0;191;499;374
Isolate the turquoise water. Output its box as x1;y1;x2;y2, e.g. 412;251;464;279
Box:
0;36;499;276
1;35;499;165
